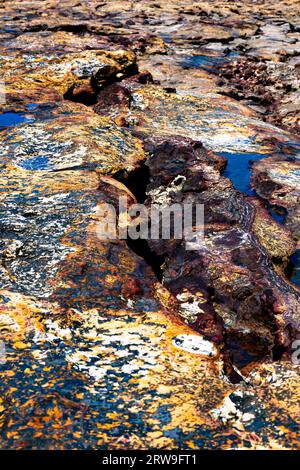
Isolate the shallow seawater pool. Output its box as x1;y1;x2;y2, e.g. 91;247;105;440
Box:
0;112;34;128
217;151;268;196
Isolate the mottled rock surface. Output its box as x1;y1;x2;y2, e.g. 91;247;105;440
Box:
0;0;299;450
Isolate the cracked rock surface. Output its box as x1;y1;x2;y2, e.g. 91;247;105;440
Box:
0;0;299;450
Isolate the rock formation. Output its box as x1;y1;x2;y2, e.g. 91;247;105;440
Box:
0;0;299;450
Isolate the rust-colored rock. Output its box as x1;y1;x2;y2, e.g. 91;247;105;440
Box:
0;0;299;451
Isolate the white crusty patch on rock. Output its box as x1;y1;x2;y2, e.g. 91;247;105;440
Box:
172;333;217;356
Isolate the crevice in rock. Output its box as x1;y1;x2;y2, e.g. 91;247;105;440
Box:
23;23;89;34
272;344;288;361
190;35;234;46
48;24;89;34
113;162;167;282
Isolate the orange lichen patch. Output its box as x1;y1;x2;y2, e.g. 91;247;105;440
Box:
0;163;100;195
51;231;155;309
4;30;115;54
240;362;300;449
98;175;137;203
255;363;300;424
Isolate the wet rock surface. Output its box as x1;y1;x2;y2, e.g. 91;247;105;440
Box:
252;153;300;239
0;0;299;450
130;134;300;374
219;57;300;135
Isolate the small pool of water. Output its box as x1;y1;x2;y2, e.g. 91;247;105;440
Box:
286;250;300;287
217;151;268;196
267;205;287;225
0;112;34;128
26;103;39;111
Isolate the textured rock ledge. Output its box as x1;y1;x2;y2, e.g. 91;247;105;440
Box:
0;0;299;450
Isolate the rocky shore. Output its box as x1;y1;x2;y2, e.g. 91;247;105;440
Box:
0;1;299;449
